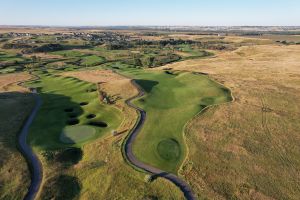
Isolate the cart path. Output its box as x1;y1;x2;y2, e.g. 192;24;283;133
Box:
18;93;42;200
124;80;196;200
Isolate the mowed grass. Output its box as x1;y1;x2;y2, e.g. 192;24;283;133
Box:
52;50;106;66
26;73;123;150
80;55;105;66
120;69;232;173
177;44;212;59
60;125;96;144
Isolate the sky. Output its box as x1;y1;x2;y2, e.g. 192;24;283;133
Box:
0;0;299;26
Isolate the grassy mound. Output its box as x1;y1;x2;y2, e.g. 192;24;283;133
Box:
157;139;181;162
60;125;96;144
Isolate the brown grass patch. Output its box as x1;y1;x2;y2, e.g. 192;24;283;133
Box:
166;44;300;199
0;72;32;92
62;69;125;83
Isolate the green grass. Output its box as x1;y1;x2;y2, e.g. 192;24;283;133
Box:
60;125;96;144
51;50;85;57
93;47;130;60
80;55;105;66
0;66;17;74
0;51;24;62
119;69;232;173
26;73;123;150
177;44;212;59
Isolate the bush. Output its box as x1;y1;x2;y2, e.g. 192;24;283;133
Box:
144;174;153;183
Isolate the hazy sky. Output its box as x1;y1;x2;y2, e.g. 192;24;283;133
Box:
0;0;299;26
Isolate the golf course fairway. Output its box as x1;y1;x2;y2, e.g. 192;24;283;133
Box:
26;72;123;150
121;69;232;173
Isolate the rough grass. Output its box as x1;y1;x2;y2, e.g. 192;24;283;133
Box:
119;69;232;173
0;72;34;199
0;72;32;92
0;92;34;200
165;44;300;199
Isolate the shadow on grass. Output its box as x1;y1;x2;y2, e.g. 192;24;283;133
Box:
0;92;35;172
28;90;86;149
134;79;159;93
0;92;85;199
40;175;81;200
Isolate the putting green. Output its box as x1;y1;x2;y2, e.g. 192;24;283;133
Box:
60;125;96;144
157;139;181;162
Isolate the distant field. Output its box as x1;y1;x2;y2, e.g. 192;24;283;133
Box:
80;55;105;66
245;34;300;42
0;72;32;92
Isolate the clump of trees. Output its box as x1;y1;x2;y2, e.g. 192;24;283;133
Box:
105;41;133;50
126;53;181;68
2;42;33;49
33;43;64;53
